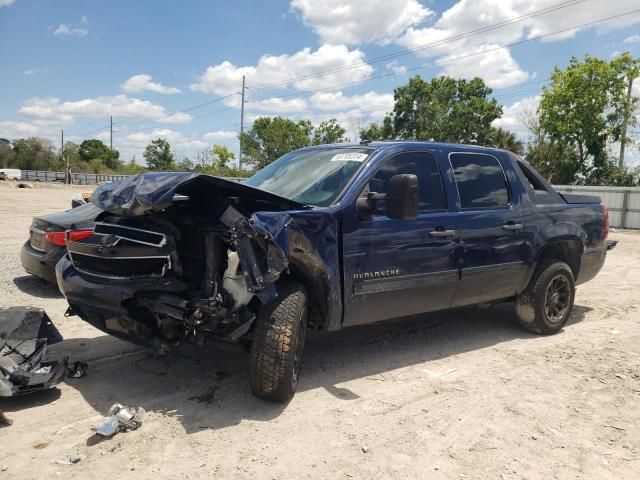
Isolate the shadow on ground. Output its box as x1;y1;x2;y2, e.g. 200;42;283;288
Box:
13;275;62;299
0;303;591;435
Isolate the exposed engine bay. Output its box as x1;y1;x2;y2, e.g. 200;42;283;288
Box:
66;204;290;349
59;172;332;350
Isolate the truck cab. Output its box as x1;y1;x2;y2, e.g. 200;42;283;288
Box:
57;142;611;402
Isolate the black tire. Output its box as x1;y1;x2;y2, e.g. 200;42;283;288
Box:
515;260;575;334
249;282;307;402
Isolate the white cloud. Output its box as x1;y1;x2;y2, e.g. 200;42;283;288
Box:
248;97;309;113
396;0;640;89
0;0;16;7
492;94;540;135
19;95;191;125
290;0;433;45
121;74;182;95
624;34;640;44
0;121;43;138
113;128;237;164
52;24;88;37
23;69;39;76
81;15;88;24
310;91;393;118
385;61;407;75
438;45;529;88
202;130;237;142
190;45;373;95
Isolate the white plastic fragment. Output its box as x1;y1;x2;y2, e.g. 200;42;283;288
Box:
93;404;145;437
94;415;119;437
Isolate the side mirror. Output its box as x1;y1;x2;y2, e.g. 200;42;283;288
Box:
386;174;419;220
356;174;419;221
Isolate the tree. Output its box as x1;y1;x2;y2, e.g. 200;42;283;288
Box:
62;141;80;170
311;119;347;145
612;53;640;168
392;75;502;144
143;138;175;171
212;144;235;170
240;117;313;170
122;157;147;175
0;139;12;168
176;157;195;171
360;116;394;140
521;106;581;184
489;127;524;155
538;54;638;185
11;137;56;170
78;139;121;171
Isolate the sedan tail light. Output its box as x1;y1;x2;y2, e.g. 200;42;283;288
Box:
45;229;93;247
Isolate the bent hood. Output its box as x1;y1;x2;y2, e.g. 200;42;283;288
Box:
91;172;307;216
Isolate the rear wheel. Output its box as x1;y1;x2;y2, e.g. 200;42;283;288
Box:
515;260;575;334
249;282;307;402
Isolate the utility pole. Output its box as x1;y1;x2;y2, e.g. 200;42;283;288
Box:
239;75;245;171
110;115;113;151
618;76;634;169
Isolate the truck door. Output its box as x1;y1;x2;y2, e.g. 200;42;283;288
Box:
447;152;529;307
342;151;459;326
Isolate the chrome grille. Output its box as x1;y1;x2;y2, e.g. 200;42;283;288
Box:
70;253;168;278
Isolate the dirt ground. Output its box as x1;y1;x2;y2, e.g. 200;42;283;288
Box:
0;182;639;480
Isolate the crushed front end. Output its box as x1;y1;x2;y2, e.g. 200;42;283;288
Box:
56;172;303;350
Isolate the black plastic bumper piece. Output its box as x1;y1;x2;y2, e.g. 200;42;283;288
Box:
56;255;159;346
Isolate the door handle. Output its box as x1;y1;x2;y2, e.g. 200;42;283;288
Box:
429;229;457;238
501;222;523;232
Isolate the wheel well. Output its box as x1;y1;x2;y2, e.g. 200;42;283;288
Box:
538;240;582;278
280;265;325;330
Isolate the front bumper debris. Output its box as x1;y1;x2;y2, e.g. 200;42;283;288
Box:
0;307;66;397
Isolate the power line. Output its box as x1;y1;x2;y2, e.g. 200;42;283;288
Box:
246;0;586;92
249;8;640;104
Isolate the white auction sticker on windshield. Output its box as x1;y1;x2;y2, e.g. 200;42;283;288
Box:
330;153;368;162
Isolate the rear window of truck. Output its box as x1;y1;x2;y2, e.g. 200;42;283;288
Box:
450;153;509;209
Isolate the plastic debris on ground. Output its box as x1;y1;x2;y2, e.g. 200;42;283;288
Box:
0;307;66;397
93;404;145;437
67;361;88;379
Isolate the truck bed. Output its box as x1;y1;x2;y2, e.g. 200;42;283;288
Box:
557;192;601;204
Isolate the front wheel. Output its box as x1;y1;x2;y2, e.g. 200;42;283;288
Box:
249;282;307;402
515;260;575;334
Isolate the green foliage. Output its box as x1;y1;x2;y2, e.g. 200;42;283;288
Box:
311;119;348;145
0;139;13;168
78;139;121;171
212;144;235;170
489;127;524;155
176;157;195;172
8;137;57;170
122;157;147;175
143;138;175;171
392;75;502;144
360;116;394;141
536;53;640;186
240;117;314;170
191;144;249;178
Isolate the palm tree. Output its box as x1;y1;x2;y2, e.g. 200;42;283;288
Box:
489;127;524;155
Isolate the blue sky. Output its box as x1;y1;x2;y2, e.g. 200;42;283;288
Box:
1;0;639;166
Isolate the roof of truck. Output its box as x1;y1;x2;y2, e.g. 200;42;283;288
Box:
304;140;509;154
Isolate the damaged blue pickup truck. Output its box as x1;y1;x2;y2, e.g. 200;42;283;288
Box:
56;141;614;402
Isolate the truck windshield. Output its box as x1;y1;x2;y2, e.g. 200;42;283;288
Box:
245;148;371;207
